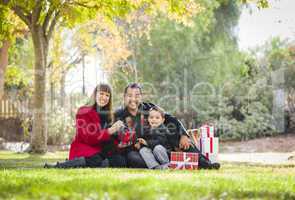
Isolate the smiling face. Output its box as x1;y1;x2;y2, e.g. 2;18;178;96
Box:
124;87;142;112
148;110;165;128
96;90;110;107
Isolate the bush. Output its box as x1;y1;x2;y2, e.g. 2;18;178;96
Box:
190;77;277;141
47;106;75;145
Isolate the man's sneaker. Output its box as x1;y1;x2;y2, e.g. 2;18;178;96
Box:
210;162;220;170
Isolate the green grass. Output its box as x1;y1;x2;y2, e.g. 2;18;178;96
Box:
0;151;295;200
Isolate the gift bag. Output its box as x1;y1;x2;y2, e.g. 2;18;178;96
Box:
199;124;219;163
199;137;219;154
200;124;215;138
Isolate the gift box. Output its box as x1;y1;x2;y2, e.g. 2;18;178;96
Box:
199;137;219;154
200;124;215;138
169;152;199;170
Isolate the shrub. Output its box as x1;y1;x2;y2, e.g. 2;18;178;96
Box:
47;106;75;145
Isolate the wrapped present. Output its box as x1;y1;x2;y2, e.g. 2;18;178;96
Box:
200;124;215;138
204;153;218;163
169;152;199;170
199;137;219;154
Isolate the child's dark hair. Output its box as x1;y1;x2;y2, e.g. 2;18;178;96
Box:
124;83;142;95
149;106;165;118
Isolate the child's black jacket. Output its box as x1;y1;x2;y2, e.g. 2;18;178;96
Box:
142;124;178;150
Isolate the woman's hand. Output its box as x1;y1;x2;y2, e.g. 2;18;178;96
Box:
138;138;147;146
108;120;125;135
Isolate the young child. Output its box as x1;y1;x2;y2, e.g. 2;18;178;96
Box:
135;106;173;169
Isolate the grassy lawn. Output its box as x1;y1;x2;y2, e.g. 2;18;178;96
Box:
0;151;295;200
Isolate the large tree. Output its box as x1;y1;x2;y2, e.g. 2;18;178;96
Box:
0;0;202;153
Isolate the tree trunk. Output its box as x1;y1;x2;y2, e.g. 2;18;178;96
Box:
60;71;66;107
30;25;48;153
0;40;10;99
50;81;55;112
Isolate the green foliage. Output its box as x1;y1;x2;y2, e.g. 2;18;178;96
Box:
0;5;10;41
240;0;269;8
110;0;279;141
4;37;34;98
4;65;29;89
0;0;275;147
9;37;34;69
262;38;295;91
1;0;204;154
0;4;26;43
254;38;295;131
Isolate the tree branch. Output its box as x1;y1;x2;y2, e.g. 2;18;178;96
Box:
69;1;100;9
32;0;42;25
46;10;60;40
43;6;54;32
12;5;31;26
47;61;53;69
66;56;82;70
64;49;80;64
65;0;103;10
12;27;29;36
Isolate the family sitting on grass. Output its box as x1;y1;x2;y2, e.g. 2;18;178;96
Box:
44;83;220;170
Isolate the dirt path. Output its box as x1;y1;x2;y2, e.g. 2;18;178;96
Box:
219;152;294;165
220;134;295;153
219;134;295;165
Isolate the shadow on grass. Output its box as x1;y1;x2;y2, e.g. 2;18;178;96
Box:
232;191;295;200
0;158;65;169
0;152;67;169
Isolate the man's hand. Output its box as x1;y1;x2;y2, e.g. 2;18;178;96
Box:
179;135;190;150
134;142;141;150
138;138;147;146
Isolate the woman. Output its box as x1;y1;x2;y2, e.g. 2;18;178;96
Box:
45;83;126;168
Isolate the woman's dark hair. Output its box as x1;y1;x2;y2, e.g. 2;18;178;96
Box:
124;83;142;96
87;83;113;123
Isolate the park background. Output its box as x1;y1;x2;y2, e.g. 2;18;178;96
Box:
0;0;295;199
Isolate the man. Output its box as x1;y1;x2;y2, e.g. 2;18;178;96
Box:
115;83;220;169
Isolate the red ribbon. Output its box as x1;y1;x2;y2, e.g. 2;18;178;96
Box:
206;126;210;137
210;137;213;153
